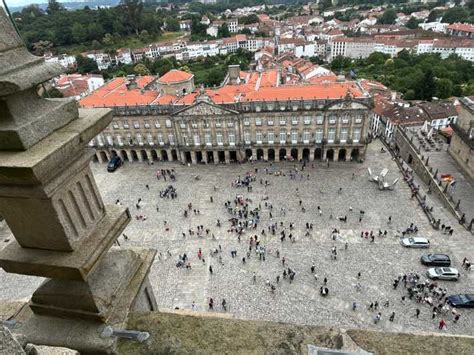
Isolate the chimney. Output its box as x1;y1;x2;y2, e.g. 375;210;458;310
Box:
228;64;241;84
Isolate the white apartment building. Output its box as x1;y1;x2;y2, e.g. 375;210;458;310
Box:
330;38;374;60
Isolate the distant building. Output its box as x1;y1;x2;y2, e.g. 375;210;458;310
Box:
53;74;104;100
447;23;474;39
330;37;374;60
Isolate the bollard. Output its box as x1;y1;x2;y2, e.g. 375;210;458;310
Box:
455;200;460;211
426;156;429;165
469;219;473;231
100;326;150;343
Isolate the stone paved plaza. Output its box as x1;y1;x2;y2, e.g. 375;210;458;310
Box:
1;141;473;335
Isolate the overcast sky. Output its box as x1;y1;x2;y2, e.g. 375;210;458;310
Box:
3;0;46;7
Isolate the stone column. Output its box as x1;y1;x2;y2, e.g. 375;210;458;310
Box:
180;150;186;163
0;10;156;353
191;151;197;164
298;148;303;161
252;148;257;160
224;150;230;164
309;149;315;162
322;149;327;161
167;149;173;162
263;148;268;161
202;151;208;164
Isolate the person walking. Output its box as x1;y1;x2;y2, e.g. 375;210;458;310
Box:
415;308;420;318
209;265;213;274
438;319;446;330
352;302;357;311
389;312;395;322
209;298;214;310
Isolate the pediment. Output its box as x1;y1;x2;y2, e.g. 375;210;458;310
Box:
327;101;369;110
173;101;238;117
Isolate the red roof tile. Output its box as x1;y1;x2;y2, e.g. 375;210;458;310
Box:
158;69;193;84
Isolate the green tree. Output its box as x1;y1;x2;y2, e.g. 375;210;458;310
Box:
207;67;225;87
166;17;180;32
218;23;230;38
442;7;469;24
406;17;420;29
76;55;98;74
240;14;259;25
72;23;88;43
436;78;453;99
416;69;436;101
134;63;151;76
46;0;64;14
427;9;440;23
379;8;397;25
120;0;143;35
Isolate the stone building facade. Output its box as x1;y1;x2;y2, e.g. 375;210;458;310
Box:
448;97;474;179
88;92;372;165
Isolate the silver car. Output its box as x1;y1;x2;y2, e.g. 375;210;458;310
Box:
400;237;430;248
427;267;460;281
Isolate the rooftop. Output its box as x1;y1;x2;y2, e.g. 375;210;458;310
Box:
158;69;194;84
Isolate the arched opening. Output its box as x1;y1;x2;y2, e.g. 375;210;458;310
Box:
185;151;192;163
207;151;214;163
302;148;310;161
131;150;139;162
257;149;264;160
350;149;359;162
408;154;413;165
290;148;298;160
196;151;203;163
314;148;322;160
338;149;347;162
93;154;99;163
229;151;237;162
171;150;178;161
100;151;108;163
268;149;275;161
245;149;253;159
326;149;334;161
111;150;118;157
151;150;158;161
279;148;287;161
140;150;148;162
218;151;225;163
121;150;129;162
161;150;169;162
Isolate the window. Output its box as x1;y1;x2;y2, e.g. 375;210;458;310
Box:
116;135;123;146
127;134;133;146
315;129;323;143
328;128;335;143
180;121;186;129
353;128;361;143
106;135;113;146
244;131;251;144
155;121;161;128
192;122;198;128
279;130;286;143
147;133;154;145
144;120;150;128
215;119;222;128
355;115;363;124
133;121;140;129
303;130;310;143
96;135;104;146
316;114;324;124
165;119;172;128
328;115;336;124
228;121;234;127
255;117;262;126
341;115;349;124
123;121;130;129
280;118;286;125
205;133;212;146
136;133;144;146
244;117;250;126
168;134;175;145
267;118;274;126
216;132;223;145
304;116;311;125
112;122;119;129
340;128;348;142
292;117;298;125
291;130;298;143
194;134;201;146
228;132;235;145
182;134;189;146
157;133;164;145
267;131;274;144
256;131;262;144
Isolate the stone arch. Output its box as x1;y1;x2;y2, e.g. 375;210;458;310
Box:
314;148;322;160
279;148;287;161
229;151;237;162
218;151;225;163
326;149;334;161
171;149;178;161
161;150;169;162
338;148;347;161
350;148;359;162
302;148;310;161
92;154;99;163
151;150;159;161
290;148;298;160
207;151;214;163
99;151;108;163
140;150;148;162
257;149;264;160
268;149;275;161
111;150;118;157
121;150;129;162
245;149;253;159
196;151;203;163
131;150;139;162
185;151;192;163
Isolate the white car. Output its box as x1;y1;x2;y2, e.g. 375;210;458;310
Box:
400;237;430;248
427;267;460;281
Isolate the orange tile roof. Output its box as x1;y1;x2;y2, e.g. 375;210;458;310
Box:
259;70;279;88
308;75;337;84
448;23;474;33
241;83;363;102
158;69;193;84
79;76;159;107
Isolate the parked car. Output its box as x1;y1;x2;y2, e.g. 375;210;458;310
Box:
420;254;451;267
426;267;459;281
400;237;430;248
447;294;474;308
107;156;122;172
